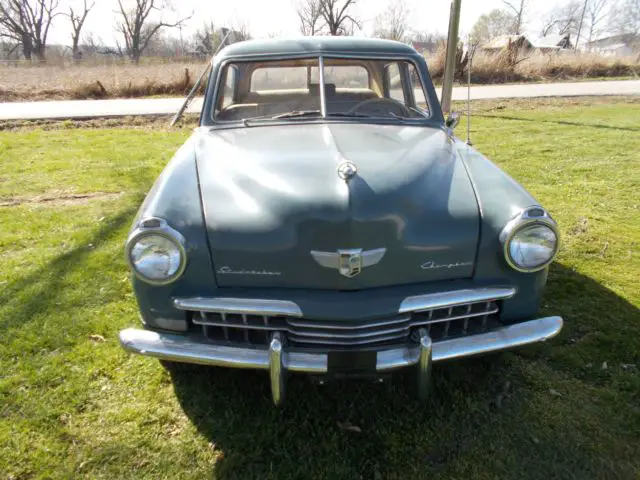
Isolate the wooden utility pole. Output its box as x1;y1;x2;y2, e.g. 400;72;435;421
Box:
575;0;588;51
441;0;462;114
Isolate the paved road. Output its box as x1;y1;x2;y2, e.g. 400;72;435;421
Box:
1;80;638;121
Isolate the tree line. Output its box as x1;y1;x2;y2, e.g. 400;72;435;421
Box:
0;0;194;62
1;0;638;63
471;0;639;48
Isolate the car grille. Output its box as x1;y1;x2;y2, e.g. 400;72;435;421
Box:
188;299;501;348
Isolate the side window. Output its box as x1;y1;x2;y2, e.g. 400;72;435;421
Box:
408;63;429;115
221;65;237;108
384;61;430;117
385;63;404;103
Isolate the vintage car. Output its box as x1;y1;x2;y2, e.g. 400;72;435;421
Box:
119;37;563;405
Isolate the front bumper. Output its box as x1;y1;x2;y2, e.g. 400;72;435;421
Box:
119;315;563;404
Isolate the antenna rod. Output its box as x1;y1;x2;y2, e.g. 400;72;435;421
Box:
466;34;472;146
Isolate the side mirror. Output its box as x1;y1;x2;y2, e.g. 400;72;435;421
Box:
445;112;460;129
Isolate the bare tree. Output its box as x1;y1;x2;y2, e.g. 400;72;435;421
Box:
372;0;409;41
541;1;582;37
297;0;322;35
502;0;527;34
228;19;251;42
408;31;446;50
115;0;190;64
0;0;60;60
82;31;117;56
191;22;250;57
471;8;517;45
585;0;609;42
608;0;640;37
192;21;219;56
319;0;359;36
67;0;95;60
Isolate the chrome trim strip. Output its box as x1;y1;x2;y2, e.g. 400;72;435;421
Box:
174;297;303;317
174;287;513;320
286;314;411;330
399;288;516;314
319;55;327;117
192;319;283;331
288;330;408;346
410;306;499;326
288;323;410;340
119;316;562;372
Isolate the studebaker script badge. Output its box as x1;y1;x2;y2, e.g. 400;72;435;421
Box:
217;266;281;276
310;248;386;278
337;162;358;181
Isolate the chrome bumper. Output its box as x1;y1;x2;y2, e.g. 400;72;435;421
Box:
119;316;563;405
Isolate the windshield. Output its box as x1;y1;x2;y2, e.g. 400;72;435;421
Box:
212;57;430;123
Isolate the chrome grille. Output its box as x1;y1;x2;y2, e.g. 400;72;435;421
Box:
188;300;501;348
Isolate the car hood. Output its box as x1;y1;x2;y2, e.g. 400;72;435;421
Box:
194;122;480;289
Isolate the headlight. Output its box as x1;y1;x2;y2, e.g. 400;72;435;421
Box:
126;218;186;284
501;208;559;273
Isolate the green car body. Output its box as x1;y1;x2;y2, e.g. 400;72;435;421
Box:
120;37;562;404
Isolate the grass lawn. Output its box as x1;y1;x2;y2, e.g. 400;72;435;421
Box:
0;97;639;479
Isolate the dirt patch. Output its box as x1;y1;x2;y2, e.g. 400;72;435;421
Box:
0;191;124;207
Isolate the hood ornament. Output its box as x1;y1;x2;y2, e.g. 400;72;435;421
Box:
337;162;357;181
310;248;386;278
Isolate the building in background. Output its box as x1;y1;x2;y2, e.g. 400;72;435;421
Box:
585;34;636;56
481;34;573;54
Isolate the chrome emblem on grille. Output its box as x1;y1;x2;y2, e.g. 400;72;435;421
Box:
337;162;357;181
310;248;386;278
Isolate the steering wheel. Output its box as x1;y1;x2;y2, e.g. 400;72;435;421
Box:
348;97;412;118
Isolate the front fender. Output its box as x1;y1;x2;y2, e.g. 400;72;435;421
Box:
456;141;551;322
130;134;217;331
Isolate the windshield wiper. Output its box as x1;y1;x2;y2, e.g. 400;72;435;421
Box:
272;110;322;119
328;112;373;118
242;110;322;125
242;109;413;126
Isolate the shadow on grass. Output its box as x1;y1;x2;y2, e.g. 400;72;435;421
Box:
475;114;640;133
169;263;639;479
0;202;141;334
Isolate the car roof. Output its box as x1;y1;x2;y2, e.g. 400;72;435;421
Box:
216;36;419;60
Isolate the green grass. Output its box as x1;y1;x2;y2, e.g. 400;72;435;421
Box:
1;97;639;479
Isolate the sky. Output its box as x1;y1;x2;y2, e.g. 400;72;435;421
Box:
48;0;567;47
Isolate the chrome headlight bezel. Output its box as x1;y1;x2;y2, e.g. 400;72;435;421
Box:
500;207;559;273
125;217;187;285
